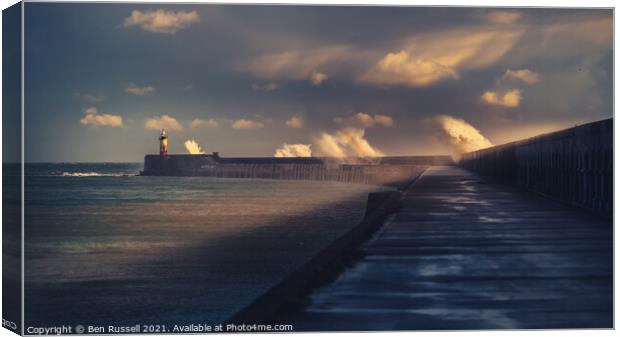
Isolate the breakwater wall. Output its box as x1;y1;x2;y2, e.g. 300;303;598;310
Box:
459;118;612;217
141;155;453;188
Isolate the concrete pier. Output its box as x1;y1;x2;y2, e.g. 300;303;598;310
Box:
280;166;612;330
460;118;612;217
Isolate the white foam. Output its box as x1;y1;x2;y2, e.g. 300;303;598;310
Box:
60;172;131;177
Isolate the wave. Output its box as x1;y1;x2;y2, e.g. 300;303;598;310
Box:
60;172;134;177
29;241;183;254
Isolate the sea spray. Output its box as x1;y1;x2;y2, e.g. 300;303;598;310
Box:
315;127;384;159
433;115;493;159
274;143;312;157
184;139;205;154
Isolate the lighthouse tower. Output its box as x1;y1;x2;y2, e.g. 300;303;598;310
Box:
159;129;168;155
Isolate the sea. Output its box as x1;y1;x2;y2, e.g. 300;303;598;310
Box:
22;163;390;328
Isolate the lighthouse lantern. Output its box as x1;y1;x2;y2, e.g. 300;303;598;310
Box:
159;129;168;155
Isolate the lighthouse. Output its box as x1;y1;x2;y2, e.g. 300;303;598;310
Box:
159;129;168;155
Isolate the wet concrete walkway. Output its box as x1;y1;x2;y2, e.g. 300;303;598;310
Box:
283;166;613;330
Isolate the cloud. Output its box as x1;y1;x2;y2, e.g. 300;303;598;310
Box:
79;107;123;127
126;83;155;95
232;119;265;130
486;10;522;24
481;89;522;107
180;84;193;91
502;69;540;85
285;116;304;128
184;139;205;155
238;14;608;92
335;112;394;128
361;27;524;87
542;17;612;48
274;143;312;157
189;118;218;128
240;45;352;80
310;71;328;86
75;93;104;102
433;115;493;157
251;82;279;91
354;112;378;128
122;9;200;34
315;127;384;158
362;50;458;87
506;16;612;65
240;22;527;89
374;114;394;127
145;115;184;131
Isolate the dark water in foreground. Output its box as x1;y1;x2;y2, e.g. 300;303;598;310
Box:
24;163;389;327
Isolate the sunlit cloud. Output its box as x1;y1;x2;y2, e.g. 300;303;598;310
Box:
189;118;218;128
126;83;155;95
481;89;522;108
239;14;608;92
251;82;279;91
502;69;540;85
274;143;312;157
122;9;200;34
486;10;522;24
240;45;352;80
232;119;265;130
374;114;394;127
285;115;304;128
145;114;184;131
361;27;524;87
310;71;328;86
362;50;458;87
80;107;123;127
335;112;393;128
84;107;97;114
241;23;527;89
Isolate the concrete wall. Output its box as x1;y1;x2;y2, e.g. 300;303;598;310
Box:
142;155;451;188
460;118;612;217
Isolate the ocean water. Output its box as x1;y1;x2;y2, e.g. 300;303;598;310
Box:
23;163;389;327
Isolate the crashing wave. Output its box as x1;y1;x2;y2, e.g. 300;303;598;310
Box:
60;172;131;177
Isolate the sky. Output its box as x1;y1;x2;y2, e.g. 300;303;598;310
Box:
22;4;612;162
